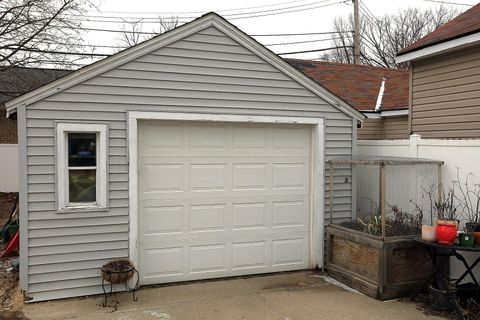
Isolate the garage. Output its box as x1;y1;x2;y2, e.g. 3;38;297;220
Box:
7;12;362;301
136;119;315;284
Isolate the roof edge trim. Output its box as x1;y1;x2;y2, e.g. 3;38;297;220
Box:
396;32;480;63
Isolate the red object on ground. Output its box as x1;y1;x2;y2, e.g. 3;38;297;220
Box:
436;223;457;245
0;231;19;258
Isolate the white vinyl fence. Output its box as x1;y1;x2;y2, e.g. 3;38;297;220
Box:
0;144;19;192
357;134;480;281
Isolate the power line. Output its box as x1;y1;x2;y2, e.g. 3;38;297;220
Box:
252;31;353;36
6;47;110;57
76;0;345;24
359;2;377;22
87;0;311;15
40;24;352;36
78;0;336;21
359;6;375;24
422;0;474;6
39;36;341;50
278;46;353;55
265;36;342;46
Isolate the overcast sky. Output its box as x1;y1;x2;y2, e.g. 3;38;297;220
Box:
79;0;477;63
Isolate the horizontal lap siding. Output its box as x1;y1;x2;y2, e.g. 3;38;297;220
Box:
25;26;354;300
358;118;383;140
412;45;480;138
383;116;409;139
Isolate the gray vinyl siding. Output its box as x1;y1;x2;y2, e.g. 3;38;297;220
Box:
24;26;355;301
411;45;480;138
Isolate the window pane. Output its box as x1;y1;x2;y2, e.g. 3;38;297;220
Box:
68;133;96;167
69;169;96;203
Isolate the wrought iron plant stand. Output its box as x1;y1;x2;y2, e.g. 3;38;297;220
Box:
100;260;140;307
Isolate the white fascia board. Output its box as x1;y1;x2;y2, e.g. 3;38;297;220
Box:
363;112;381;119
362;109;408;118
379;109;409;117
5;13;364;122
396;32;480;63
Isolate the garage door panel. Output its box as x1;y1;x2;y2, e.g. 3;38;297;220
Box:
189;244;228;273
190;164;228;191
138;121;312;284
190;126;228;150
143;206;184;234
272;201;307;227
272;238;307;266
232;202;267;230
232;127;268;149
272;127;310;152
232;163;269;191
272;163;309;190
142;164;184;194
189;203;227;232
232;241;268;270
143;247;185;277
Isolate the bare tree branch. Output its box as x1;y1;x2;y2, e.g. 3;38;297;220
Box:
321;5;460;68
0;0;94;69
116;15;180;51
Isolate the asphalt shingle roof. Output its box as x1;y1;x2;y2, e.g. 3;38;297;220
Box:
0;67;71;105
398;3;480;55
286;59;408;111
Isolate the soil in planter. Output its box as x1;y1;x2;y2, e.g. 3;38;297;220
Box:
101;260;134;284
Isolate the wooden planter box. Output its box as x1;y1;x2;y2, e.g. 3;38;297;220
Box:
326;224;433;300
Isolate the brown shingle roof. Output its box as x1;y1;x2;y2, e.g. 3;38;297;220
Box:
398;4;480;55
286;59;408;111
0;67;71;105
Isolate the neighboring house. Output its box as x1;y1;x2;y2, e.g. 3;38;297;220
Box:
0;67;70;192
286;59;409;140
5;13;363;301
396;3;480;139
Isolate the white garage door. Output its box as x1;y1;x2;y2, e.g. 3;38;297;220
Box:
137;120;312;285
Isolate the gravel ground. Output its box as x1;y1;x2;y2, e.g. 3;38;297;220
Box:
0;192;24;319
0;193;17;226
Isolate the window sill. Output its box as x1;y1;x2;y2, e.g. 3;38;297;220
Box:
57;206;109;214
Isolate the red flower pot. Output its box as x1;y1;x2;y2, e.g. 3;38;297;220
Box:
436;222;457;245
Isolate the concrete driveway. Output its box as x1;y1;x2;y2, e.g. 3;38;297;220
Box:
23;271;444;320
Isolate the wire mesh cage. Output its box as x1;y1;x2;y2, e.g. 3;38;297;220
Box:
328;155;444;238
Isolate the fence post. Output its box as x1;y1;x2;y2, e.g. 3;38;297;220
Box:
380;162;386;238
409;134;421;158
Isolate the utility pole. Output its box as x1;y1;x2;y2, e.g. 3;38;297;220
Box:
353;0;360;65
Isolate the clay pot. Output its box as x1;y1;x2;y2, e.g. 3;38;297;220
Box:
474;232;480;246
436;221;457;245
465;222;480;233
422;225;436;242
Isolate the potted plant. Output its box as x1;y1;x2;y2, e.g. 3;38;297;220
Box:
414;201;436;242
433;187;459;245
453;172;480;243
101;259;135;284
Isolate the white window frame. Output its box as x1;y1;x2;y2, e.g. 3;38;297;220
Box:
56;123;108;212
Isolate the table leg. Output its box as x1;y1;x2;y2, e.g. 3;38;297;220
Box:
411;248;451;300
454;253;480;286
